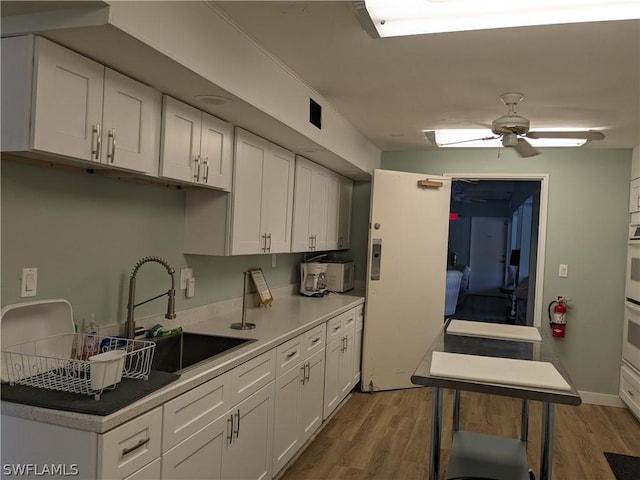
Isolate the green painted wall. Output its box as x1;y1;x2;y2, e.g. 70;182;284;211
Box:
367;147;631;395
1;159;303;328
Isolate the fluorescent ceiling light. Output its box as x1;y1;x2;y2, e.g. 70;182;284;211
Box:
364;0;640;37
429;129;588;148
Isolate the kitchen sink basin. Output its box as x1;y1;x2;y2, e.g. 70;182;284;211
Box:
151;332;255;374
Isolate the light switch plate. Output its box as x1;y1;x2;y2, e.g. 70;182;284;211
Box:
559;264;568;277
21;267;38;297
180;268;193;290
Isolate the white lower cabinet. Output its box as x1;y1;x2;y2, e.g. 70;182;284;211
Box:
124;458;162;480
222;382;275;480
324;308;357;419
272;323;326;475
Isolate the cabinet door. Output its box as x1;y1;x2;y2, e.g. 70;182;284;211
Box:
324;172;340;250
261;144;295;253
231;129;266;254
352;305;364;388
299;349;325;445
102;68;161;174
161;414;226;480
200;112;233;191
291;157;329;252
338;176;353;249
32;36;104;161
160;96;202;183
323;337;343;419
273;362;304;474
222;382;275;480
339;328;356;399
291;158;314;252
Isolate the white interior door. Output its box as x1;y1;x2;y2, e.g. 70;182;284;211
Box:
469;217;508;294
362;170;451;391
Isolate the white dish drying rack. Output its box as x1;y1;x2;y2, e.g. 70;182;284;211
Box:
2;333;156;400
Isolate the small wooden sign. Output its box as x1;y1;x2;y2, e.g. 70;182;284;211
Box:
249;268;273;307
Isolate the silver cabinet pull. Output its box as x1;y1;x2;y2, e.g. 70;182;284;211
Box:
286;351;297;359
261;233;267;252
234;409;241;439
267;233;272;252
91;124;101;160
305;361;310;382
122;438;150;456
309;236;314;250
203;157;209;183
311;337;320;344
628;390;636;397
333;325;341;333
226;415;234;444
301;364;306;384
106;129;116;163
193;155;201;182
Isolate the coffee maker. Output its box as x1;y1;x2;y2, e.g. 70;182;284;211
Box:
300;262;328;297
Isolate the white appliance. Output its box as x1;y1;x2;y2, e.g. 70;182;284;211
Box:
625;224;640;305
621;224;640;420
324;261;355;293
300;262;328;297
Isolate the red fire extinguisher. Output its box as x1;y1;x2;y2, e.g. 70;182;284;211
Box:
548;296;568;338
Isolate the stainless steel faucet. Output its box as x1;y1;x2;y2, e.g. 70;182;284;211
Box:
125;256;177;339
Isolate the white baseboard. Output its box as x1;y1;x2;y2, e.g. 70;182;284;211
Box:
578;390;625;407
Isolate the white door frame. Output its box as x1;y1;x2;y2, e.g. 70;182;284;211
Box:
444;172;549;327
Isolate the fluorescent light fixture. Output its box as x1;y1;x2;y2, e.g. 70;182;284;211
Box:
364;0;640;37
428;129;588;148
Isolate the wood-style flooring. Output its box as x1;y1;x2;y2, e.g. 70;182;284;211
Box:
280;388;640;480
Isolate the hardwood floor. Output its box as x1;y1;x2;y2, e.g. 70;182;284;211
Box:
280;388;640;480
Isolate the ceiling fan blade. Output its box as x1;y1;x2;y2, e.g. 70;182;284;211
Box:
514;138;540;157
526;130;605;141
438;136;498;146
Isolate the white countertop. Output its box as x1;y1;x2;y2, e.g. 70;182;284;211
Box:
1;289;364;434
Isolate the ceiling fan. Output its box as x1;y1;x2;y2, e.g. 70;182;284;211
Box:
433;93;606;157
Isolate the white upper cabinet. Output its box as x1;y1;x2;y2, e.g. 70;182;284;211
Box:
231;128;295;255
3;35;161;175
291;157;330;252
337;176;354;250
160;95;232;191
291;157;353;253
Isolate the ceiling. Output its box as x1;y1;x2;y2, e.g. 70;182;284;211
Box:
213;1;640;152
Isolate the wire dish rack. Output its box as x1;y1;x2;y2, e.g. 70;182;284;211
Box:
2;333;156;400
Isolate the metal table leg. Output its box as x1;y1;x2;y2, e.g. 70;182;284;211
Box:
429;386;443;480
520;399;529;444
453;389;461;433
539;402;555;480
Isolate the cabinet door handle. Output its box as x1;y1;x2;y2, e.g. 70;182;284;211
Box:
309;236;314;250
286;350;297;359
91;124;101;160
628;390;636;398
122;438;150;456
193;155;201;182
305;361;310;382
311;337;320;345
301;364;306;384
226;414;234;444
267;233;272;252
106;129;116;163
202;157;209;183
333;325;341;333
234;409;241;439
261;233;267;252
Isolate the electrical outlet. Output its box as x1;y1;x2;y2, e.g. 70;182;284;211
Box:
180;268;193;289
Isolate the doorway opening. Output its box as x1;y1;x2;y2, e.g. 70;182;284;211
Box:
444;174;548;327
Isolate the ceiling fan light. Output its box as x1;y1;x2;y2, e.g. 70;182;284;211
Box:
429;129;590;148
502;134;518;147
363;0;640;38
